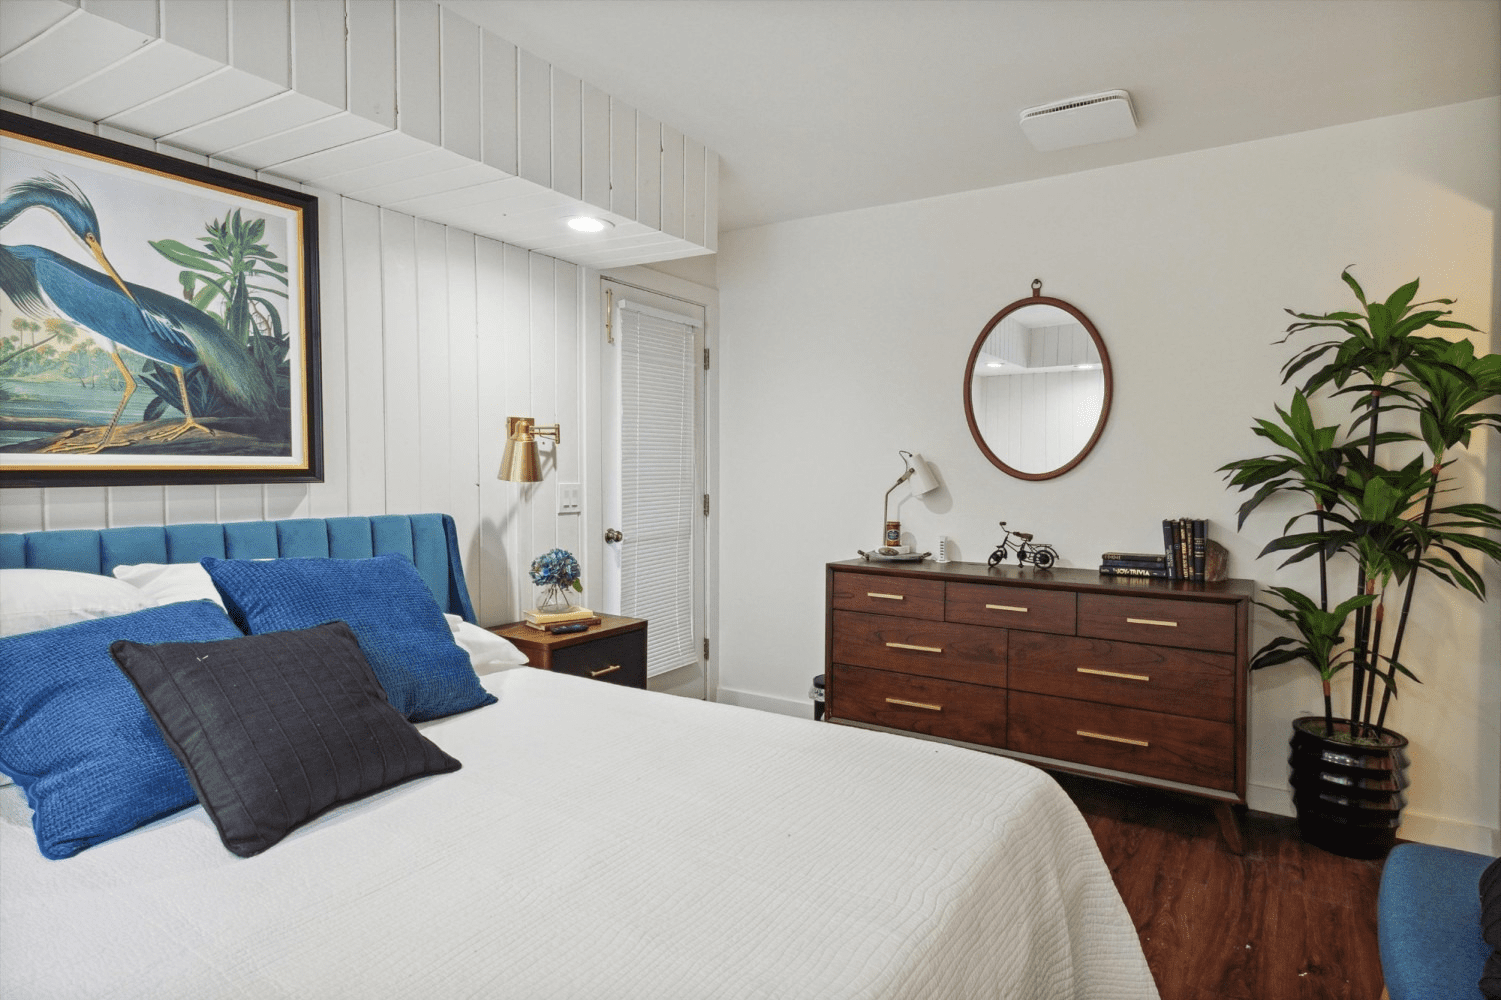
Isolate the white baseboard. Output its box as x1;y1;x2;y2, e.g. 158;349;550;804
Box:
1250;782;1497;854
714;686;812;719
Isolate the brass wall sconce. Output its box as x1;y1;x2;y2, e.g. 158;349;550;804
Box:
498;417;561;482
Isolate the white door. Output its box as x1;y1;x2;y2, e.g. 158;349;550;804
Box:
601;280;706;681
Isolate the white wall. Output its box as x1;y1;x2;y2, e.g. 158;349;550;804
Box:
0;107;596;632
715;97;1501;852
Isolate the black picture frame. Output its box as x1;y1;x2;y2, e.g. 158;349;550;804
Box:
0;111;322;488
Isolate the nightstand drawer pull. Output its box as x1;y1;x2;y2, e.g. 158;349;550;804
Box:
1077;729;1149;747
986;603;1028;613
1077;667;1151;683
886;697;943;712
885;642;943;653
1126;617;1178;628
867;592;905;600
590;664;623;678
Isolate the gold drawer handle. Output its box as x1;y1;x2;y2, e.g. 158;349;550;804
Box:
1077;667;1151;683
1126;617;1178;628
1077;729;1149;747
590;664;622;678
886;642;943;653
986;604;1028;613
886;697;943;712
867;592;904;600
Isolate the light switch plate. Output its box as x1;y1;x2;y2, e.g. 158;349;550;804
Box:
558;482;582;514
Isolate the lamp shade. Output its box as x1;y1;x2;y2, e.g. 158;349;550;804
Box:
498;417;561;483
908;453;939;496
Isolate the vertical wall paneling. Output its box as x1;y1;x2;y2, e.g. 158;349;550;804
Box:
659;123;685;240
107;487;166;527
610;97;637;221
636;112;661;231
527;255;556;565
216;484;266;525
704;153;719;252
446;228;481;587
44;488;109;530
395;0;439;146
475;237;511;623
581;82;610;210
346;0;395;129
516;47;550;188
80;0;157;38
340;199;387;508
501;242;533;608
379;208;422;513
228;0;289;88
439;8;481;161
290;0;345;110
478;29;517;175
0;13;151;104
550;66;582;201
307;190;350;518
0;492;45;534
162;0;228;63
683;138;707;249
416;219;452;518
165;485;218;525
554;260;581;558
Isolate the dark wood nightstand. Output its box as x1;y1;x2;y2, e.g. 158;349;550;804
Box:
488;614;648;689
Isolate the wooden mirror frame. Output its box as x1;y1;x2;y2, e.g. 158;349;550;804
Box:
963;281;1114;481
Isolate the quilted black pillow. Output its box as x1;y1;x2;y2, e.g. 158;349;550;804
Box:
111;621;462;858
1482;856;1501;999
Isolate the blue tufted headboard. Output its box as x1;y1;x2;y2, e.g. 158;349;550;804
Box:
0;513;477;624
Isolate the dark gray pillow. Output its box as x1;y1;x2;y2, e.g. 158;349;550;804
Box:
111;621;462;858
1482;856;1501;999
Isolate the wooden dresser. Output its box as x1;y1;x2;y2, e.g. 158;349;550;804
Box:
825;559;1255;850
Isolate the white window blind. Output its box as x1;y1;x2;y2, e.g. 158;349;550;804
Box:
618;301;699;677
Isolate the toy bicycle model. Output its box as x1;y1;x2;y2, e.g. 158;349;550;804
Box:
987;521;1058;570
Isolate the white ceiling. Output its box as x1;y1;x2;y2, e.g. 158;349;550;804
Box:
437;0;1501;234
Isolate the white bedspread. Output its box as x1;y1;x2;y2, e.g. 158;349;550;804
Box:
0;669;1158;999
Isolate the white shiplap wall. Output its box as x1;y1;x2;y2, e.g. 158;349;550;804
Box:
0;105;588;629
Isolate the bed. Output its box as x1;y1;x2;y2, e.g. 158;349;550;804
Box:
0;514;1159;999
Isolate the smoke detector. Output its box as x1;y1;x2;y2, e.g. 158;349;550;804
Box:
1019;90;1137;152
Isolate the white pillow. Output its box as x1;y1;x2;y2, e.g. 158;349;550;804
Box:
444;613;530;671
0;568;153;638
112;562;225;609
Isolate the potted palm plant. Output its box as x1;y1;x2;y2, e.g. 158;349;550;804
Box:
1222;271;1501;858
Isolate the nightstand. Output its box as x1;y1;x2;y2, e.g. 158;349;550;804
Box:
488;614;648;689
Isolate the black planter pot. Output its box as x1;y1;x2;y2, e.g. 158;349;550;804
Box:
1287;716;1409;860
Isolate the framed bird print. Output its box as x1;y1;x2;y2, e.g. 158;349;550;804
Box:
0;111;321;487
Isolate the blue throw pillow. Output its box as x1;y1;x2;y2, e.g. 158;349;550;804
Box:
201;554;495;721
0;600;243;860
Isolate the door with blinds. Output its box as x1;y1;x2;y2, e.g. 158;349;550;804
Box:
602;281;706;681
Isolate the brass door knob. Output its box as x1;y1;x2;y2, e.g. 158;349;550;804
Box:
605;528;624;543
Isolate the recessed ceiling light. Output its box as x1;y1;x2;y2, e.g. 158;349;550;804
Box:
567;216;613;233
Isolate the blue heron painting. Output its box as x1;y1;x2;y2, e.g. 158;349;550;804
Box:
0;174;278;455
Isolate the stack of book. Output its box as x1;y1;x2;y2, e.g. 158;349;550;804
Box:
523;605;601;632
1099;519;1214;581
1161;517;1208;581
1098;551;1170;578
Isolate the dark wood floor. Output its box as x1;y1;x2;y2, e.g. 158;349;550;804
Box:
1052;772;1386;1000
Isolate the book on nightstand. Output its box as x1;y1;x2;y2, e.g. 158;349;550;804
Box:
524;616;603;633
523;605;596;626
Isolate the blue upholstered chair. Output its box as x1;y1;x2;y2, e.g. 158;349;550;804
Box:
1378;842;1496;1000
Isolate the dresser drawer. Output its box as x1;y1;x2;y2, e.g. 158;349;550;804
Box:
830;664;1006;748
832;610;1006;688
1009;691;1235;791
547;632;647;688
945;582;1076;634
1077;593;1237;653
1008;632;1235;722
831;571;945;620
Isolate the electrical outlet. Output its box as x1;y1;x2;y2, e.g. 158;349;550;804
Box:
558;482;582;515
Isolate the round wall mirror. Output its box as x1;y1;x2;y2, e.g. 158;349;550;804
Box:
963;280;1113;480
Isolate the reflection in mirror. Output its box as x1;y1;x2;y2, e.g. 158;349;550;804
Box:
964;286;1112;480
